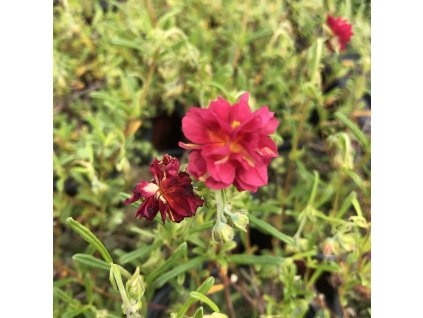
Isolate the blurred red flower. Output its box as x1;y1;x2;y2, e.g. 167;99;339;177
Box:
327;15;353;51
179;93;279;192
124;154;203;223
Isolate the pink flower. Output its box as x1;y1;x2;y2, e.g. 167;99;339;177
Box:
179;93;279;192
124;154;203;223
326;15;353;51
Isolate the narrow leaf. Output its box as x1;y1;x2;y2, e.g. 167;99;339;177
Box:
227;254;284;266
66;217;113;264
308;171;320;205
147;242;187;284
189;291;220;313
119;243;157;265
192;306;204;318
177;277;215;317
73;254;111;271
335;112;370;149
249;214;295;246
154;256;207;288
188;220;214;234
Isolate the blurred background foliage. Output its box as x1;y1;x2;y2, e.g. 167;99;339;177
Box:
53;0;370;317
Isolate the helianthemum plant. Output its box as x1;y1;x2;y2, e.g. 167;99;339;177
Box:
124;93;280;243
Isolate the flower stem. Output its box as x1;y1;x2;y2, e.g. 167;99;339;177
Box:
214;189;227;223
283;100;311;196
111;264;138;318
294;211;308;240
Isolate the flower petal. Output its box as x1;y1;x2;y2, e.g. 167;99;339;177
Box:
187;150;208;180
160;172;203;222
235;163;268;192
135;196;159;221
124;180;159;205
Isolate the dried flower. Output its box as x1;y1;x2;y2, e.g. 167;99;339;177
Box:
124;154;203;223
179;93;279;192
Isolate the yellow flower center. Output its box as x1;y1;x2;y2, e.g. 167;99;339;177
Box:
231;120;241;129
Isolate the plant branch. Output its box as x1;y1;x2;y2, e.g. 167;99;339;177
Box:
219;266;236;318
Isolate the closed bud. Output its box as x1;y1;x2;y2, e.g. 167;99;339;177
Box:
226;210;249;232
212;221;234;244
126;267;145;311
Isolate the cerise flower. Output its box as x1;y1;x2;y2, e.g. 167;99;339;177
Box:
326;15;353;51
179;93;279;192
124;154;203;223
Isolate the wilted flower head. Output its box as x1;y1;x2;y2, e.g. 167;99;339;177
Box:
124;154;203;223
326;15;353;51
179;93;279;192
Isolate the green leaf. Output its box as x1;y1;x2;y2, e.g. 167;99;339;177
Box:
53;287;79;306
192;306;204;318
111;38;142;50
351;196;364;218
308;170;320;206
66;217;113;264
188;220;214;235
157;8;182;28
335;111;370;150
147;242;187;284
119;243;158;265
249;214;295;246
246;29;273;43
177;277;215;317
73;253;111;271
310;38;324;85
62;307;89;318
207;81;230;96
154;256;207;288
227;254;284;266
189;291;220;313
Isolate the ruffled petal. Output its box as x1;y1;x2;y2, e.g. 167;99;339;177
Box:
208;96;231;122
160;172;203;222
206;159;235;185
135;196;159;221
235;163;268;192
179;92;279;192
124;180;159;205
149;155;180;180
187;150;207;180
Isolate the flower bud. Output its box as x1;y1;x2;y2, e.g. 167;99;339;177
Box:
126;267;145;311
226;210;249;232
212;221;234;244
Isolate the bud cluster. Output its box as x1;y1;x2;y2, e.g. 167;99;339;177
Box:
211;200;249;244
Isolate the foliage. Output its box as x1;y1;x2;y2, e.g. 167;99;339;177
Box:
54;0;370;317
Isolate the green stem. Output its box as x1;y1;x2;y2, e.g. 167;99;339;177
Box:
214;190;227;223
332;172;345;217
294;210;308;240
111;264;133;318
282;100;311;200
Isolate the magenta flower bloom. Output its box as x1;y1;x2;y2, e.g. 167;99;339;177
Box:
124;154;203;223
179;93;279;192
327;15;353;51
